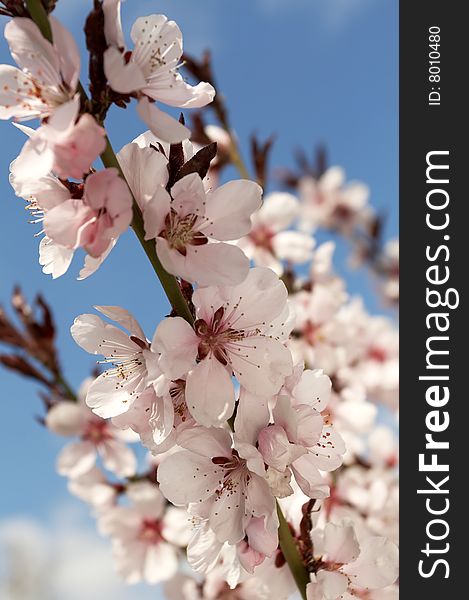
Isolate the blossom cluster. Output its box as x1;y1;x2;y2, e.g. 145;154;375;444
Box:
0;2;399;598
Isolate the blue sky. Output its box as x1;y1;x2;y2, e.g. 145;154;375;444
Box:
0;1;397;596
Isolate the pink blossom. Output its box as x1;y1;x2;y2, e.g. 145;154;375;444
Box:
99;481;190;584
237;192;315;275
9;158;117;280
44;167;132;258
153;267;293;426
307;523;399;599
46;379;136;479
238;368;344;499
144;173;262;286
119;133;261;285
112;378;195;455
102;7;214;142
50;112;106;180
158;426;278;548
71;306;163;418
299;167;371;234
67;466;117;510
0;17;79;121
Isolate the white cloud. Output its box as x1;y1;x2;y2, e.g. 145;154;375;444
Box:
0;507;164;600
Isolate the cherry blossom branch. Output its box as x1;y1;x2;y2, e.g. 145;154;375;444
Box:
0;287;77;401
277;502;309;600
97;134;195;325
21;6;324;598
25;0;194;325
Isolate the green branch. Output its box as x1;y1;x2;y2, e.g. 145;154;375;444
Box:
277;502;310;599
26;0;52;41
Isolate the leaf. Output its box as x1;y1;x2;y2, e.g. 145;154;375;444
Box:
174;142;218;184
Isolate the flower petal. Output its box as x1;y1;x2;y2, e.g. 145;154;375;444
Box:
235;388;270;446
256;192;299;231
185;358;235;427
291;454;330;499
148;74;215;108
292;369;331;411
343;535;399;589
152;317;198;379
93;306;146;340
43;199;92;249
99;438;137;478
272;231;315;264
39;237;74;279
104;46;146;94
57;440;96;478
203;180;262;240
118;141;169;212
71;313;138;355
86;370;144;418
50;17;80;90
183;242;250;286
5;17;61;88
46;402;87;437
176;425;232;458
158;450;222;505
323;523;360;565
229;336;292;397
103;0;125;48
137;98;190;144
171;173;207;218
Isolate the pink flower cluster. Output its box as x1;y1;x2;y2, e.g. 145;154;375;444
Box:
0;3;399;598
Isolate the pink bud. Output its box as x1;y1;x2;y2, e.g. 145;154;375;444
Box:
258;424;304;472
53;114;106;180
80;168;133;257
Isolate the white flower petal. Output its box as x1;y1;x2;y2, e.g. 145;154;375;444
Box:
104;46;147;94
229;336;292;397
93;306;146;340
99;438;137;477
71;313;139;355
185;358;235;427
343;536;399;589
158;450;222;505
152;317;198;379
46;402;87;437
291;454;330;499
256;192;299;231
272;231;315;263
39;237;74;279
203;180;263;240
57;440;96;478
323;523;360;565
137;98;190;144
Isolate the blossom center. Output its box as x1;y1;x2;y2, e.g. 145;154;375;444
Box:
169;380;189;424
138;518;163;544
160;210;208;255
368;346;388;362
212;451;251;496
194;307;246;365
249;224;275;252
83;419;110;443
